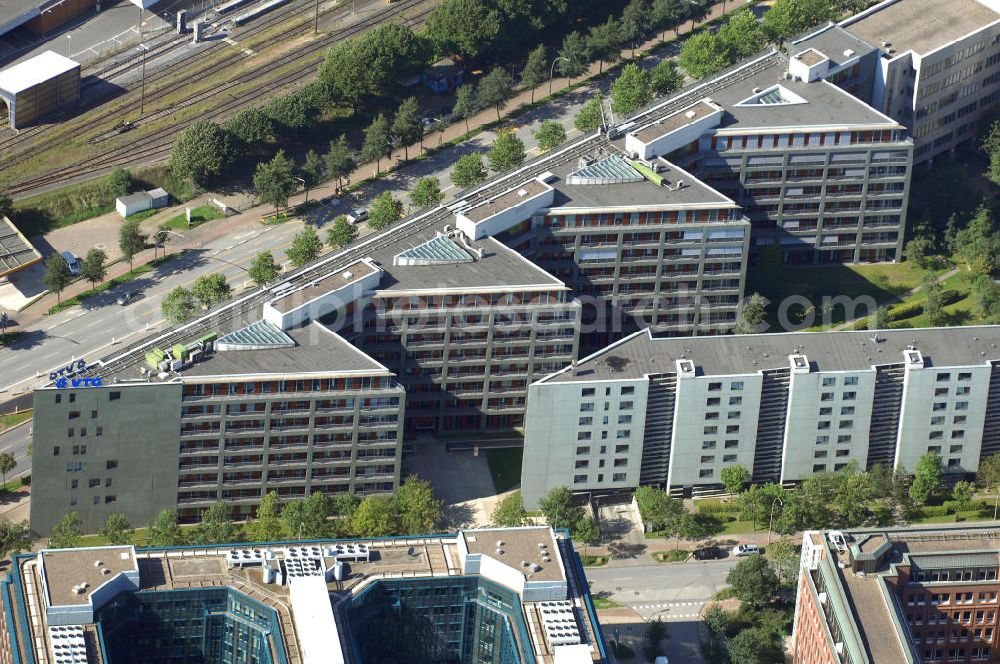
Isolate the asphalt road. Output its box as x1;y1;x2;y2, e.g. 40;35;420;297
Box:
0;422;32;479
589;558;739;664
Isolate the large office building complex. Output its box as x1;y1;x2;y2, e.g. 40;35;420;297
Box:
0;526;607;664
792;524;1000;664
795;0;1000;164
30;42;924;534
520;326;1000;507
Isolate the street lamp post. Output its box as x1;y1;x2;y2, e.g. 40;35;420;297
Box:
549;56;570;94
154;229;185;260
66;34;71;57
767;496;784;545
137;43;149;117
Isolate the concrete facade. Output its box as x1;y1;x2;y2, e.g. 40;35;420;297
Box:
521;327;1000;507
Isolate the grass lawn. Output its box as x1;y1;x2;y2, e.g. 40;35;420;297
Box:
653;549;689;563
0;412;32;430
47;253;178;315
591;596;622;609
749;261;941;330
485;447;523;494
721;519;758;535
910;510;997;525
160;205;224;230
889;267;980;329
127;208;160;222
580;554;609;567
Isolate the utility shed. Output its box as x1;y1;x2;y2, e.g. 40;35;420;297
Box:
0;51;80;130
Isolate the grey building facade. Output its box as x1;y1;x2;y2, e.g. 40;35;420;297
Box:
521;327;1000;507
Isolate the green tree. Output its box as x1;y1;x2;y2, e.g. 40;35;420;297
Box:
719;8;767;60
621;0;653;57
651;59;684;96
411;176;445;209
424;0;501;58
652;0;686;40
282;492;332;539
970;272;1000;323
170;120;237;187
726;555;778;607
361;113;393;174
0;518;30;560
263;91;319;131
287;226;323;267
982;119;1000;185
905;234;935;269
491;491;531;527
575;94;605;132
223;107;274;146
644;616;667;660
702;604;730;637
720;465;750;494
765;538;799;586
324;135;356;193
479;67;516;121
678;511;723;548
726;627;775;664
246;491;284;542
249;250;281;286
573;516;601;553
488;129;526;172
191;273;231;309
950;206;1000;275
396;475;443;535
107;167;132;197
42;253;72;304
99;513;134;545
0;452;15;487
734;292;768;334
0;190;13;219
952;480;977;513
452;153;488;189
453;84;479;132
587;16;622;73
368;191;404;231
538;486;585;531
326;215;358;249
80;248;107;292
611;62;652;115
147;508;185;547
351;495;398;537
191;500;239;545
534;120;567;152
921;275;947;326
763;0;836;43
300;150;325;204
520;44;547;102
49;512;83;549
318;23;427;105
119;219;148;272
910;452;943;505
979;453;1000;489
253;149;297;218
557;31;590;81
392;96;423;159
679;31;729;78
162;286;197;324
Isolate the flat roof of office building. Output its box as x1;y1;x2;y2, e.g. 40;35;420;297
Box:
172;322;390;380
462;527;564;583
842;0;1000;56
543;325;1000;383
627;51;902;133
792;24;878;67
41;546;137;608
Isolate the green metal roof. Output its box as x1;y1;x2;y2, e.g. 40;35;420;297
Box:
565;155;644;185
394;235;473;265
216;320;295;351
909;552;1000;570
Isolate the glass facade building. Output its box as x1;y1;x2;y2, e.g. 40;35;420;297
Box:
95;587;287;664
344;576;536;664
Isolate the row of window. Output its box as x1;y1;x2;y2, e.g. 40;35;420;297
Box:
580;401;634;412
581;386;635;397
54;392;122;404
573;473;627;484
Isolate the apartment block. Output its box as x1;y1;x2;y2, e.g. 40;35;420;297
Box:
520;326;1000;507
797;0;1000;164
793;525;1000;664
620;51;913;264
0;527;608;664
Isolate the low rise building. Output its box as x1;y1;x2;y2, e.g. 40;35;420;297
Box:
0;527;606;664
792;524;1000;664
520;326;1000;506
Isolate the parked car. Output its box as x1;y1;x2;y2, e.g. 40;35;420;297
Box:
116;291;138;306
828;530;848;552
346;207;368;224
731;543;761;557
692;546;725;560
60;251;81;276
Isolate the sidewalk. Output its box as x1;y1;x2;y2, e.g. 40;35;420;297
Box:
5;0;737;327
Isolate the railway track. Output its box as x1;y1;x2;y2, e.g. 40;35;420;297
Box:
0;0;428;178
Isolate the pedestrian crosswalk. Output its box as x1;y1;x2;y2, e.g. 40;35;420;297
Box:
633;601;702;609
628;601;705;620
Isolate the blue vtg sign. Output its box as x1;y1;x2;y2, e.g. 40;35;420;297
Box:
49;359;102;388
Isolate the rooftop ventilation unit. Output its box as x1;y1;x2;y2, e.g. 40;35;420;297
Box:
517;188;529;197
342;271;353;280
843;49;855;58
685;110;696;119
